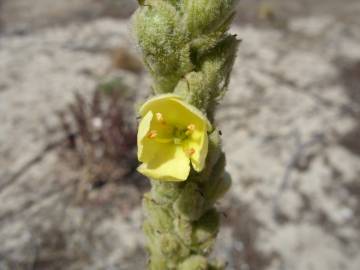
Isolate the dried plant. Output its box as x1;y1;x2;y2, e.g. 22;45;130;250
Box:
58;79;146;204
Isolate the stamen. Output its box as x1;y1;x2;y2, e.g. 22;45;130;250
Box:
187;124;195;131
187;148;195;156
156;112;165;124
185;124;196;136
148;130;158;139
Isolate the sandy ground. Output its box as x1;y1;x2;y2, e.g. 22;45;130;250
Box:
1;1;360;270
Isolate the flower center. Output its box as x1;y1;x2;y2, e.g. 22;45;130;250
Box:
147;112;196;156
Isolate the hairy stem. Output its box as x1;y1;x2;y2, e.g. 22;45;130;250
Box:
133;0;239;268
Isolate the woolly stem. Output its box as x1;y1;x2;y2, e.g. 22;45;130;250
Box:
133;1;239;269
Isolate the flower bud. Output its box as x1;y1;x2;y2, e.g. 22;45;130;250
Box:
174;182;206;221
179;255;208;270
183;0;238;36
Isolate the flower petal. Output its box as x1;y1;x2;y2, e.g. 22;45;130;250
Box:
137;111;153;160
186;128;208;172
137;94;211;181
137;145;190;181
140;94;211;131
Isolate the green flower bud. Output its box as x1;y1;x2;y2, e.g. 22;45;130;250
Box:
174;182;206;221
183;0;239;36
151;181;182;204
202;130;223;178
192;209;220;253
179;255;208;270
174;71;210;112
143;194;174;231
134;1;192;93
148;253;167;270
159;233;190;260
205;171;232;205
174;216;193;245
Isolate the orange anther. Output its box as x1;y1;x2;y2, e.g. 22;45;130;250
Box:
156;112;165;124
148;130;158;139
187;124;195;131
187;148;195;156
185;124;196;136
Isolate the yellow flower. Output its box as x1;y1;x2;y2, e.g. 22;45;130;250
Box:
137;94;211;181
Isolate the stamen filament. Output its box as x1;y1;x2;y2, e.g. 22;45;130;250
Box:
154;137;173;143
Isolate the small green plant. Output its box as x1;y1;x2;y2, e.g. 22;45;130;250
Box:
133;0;239;269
